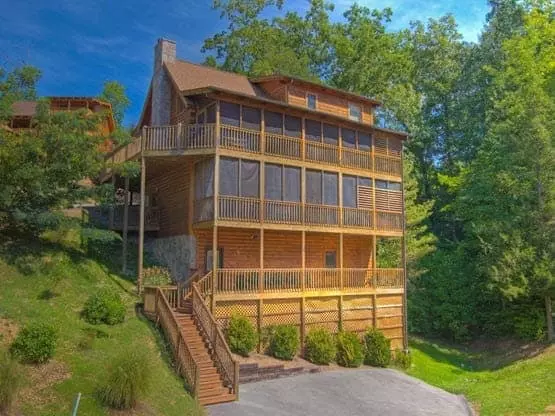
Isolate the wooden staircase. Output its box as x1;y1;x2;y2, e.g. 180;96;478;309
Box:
175;300;235;405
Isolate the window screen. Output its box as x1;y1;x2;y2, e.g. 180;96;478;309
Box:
195;159;214;200
265;111;283;135
359;132;371;151
323;124;339;146
342;128;356;148
342;175;357;208
220;101;240;126
220;157;239;196
325;251;337;268
358;177;372;187
375;180;388;190
284;115;301;138
305;119;322;142
265;163;282;200
241;160;259;197
323;172;338;205
388;182;402;191
206;105;216;123
283;166;301;202
306;170;322;204
242;106;261;131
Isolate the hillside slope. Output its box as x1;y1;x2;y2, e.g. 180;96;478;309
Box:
0;226;202;415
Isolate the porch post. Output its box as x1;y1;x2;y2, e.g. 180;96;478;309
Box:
211;153;220;312
339;233;343;290
259;229;264;293
301;231;306;292
138;156;146;294
109;175;116;229
121;176;129;274
215;100;221;146
400;147;408;351
211;225;218;313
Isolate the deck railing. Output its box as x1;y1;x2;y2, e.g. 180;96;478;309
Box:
154;288;199;396
215;268;403;294
191;284;239;395
201;196;402;231
128;124;401;176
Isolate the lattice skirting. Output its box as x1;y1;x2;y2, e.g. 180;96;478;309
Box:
214;293;405;351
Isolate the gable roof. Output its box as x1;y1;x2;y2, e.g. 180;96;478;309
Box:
11;101;37;117
165;60;262;97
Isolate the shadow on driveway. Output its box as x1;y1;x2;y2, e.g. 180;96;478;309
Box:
209;368;472;416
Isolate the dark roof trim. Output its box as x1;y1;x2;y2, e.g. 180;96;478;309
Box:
183;86;408;139
250;75;382;107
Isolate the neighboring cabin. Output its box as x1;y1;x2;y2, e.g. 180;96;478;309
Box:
103;38;408;405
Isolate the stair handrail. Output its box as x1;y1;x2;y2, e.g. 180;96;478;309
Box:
195;271;213;298
191;283;239;397
178;270;201;305
155;287;200;397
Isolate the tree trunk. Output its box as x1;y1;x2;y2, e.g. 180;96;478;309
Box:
546;295;553;343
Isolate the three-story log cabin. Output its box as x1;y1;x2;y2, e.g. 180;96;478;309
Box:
108;39;408;363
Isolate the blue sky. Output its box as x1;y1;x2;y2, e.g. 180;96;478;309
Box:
1;0;489;126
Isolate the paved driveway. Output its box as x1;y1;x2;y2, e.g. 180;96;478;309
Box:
210;368;472;416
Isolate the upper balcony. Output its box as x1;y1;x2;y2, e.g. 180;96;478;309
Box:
107;123;403;178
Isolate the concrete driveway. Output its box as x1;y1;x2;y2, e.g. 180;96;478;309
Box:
209;368;472;416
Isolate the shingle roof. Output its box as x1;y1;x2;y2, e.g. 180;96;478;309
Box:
165;60;261;97
11;101;37;117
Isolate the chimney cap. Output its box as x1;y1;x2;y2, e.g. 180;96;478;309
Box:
157;37;176;44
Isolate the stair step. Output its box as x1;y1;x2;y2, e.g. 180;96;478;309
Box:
198;386;230;398
199;392;236;406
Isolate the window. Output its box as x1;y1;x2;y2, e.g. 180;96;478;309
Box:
219;157;260;197
242;106;261;130
305;119;322;142
220;101;240;126
325;251;337;268
343;175;373;208
349;103;362;122
306;170;338;206
307;93;317;110
323;124;339;146
264;164;301;202
265;111;283;135
341;128;371;151
376;180;400;191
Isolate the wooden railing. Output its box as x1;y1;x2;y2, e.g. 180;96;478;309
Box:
215;268;403;294
206;197;401;232
154;288;199;396
191;284;239;395
220;125;260;153
265;133;302;159
264;200;303;224
124;125;401;178
219;196;260;222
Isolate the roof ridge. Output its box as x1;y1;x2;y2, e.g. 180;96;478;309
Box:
172;58;251;80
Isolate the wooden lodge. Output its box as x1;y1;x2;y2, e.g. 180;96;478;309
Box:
105;39;408;405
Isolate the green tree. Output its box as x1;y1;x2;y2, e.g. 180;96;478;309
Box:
0;66;41;121
99;80;131;127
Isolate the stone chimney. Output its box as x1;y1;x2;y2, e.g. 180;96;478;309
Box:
151;38;176;126
154;38;176;73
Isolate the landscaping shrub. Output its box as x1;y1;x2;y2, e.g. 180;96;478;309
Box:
83;290;126;325
0;351;24;414
226;313;257;357
335;331;363;368
363;328;391;367
81;227;122;260
98;350;152;409
304;328;336;365
10;322;57;364
268;325;299;360
393;349;411;369
143;266;173;286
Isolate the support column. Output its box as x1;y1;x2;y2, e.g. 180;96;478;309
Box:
259;229;264;293
109;175;116;229
400;148;408;351
339;233;344;290
301;230;306;291
137;157;146;294
211;226;218;312
372;235;377;287
121;176;129;274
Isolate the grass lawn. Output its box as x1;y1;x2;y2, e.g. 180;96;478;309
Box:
0;225;203;415
408;337;555;415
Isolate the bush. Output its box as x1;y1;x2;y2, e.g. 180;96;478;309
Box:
83;290;126;325
226;313;258;357
98;350;152;409
268;325;299;360
0;352;24;414
393;349;411;369
143;266;173;286
10;322;57;364
335;331;363;368
81;227;122;259
304;328;336;365
363;328;391;367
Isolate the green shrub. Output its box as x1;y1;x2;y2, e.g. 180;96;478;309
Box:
10;322;57;364
268;325;299;360
143;266;173;286
226;313;257;357
304;328;336;365
81;227;122;259
0;352;24;414
83;290;126;325
335;331;363;368
98;350;152;409
363;328;391;367
393;349;411;369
